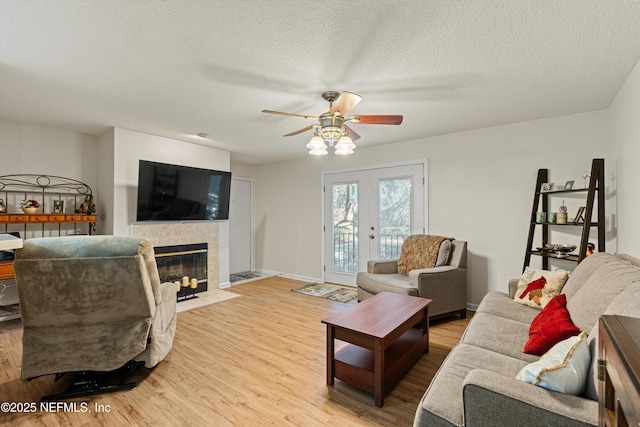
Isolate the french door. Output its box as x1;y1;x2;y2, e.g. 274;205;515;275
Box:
323;163;425;286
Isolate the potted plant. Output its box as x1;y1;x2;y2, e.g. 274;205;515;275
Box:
21;199;40;214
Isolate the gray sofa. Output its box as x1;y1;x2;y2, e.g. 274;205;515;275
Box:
414;251;640;427
356;240;467;318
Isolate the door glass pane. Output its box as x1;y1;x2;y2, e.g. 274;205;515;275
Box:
332;182;358;273
378;178;412;259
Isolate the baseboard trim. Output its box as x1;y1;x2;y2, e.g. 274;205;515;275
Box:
255;269;321;284
467;303;479;311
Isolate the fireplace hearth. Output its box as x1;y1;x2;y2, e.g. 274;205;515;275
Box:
154;243;207;301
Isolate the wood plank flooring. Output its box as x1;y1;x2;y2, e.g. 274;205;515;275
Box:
0;276;471;426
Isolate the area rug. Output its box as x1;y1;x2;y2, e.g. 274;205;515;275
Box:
291;283;357;303
176;289;240;313
230;271;262;283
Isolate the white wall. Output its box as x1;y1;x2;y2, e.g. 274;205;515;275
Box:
0;120;98;237
110;127;232;284
254;111;610;305
608;59;640;256
0;119;98;188
97;128;115;235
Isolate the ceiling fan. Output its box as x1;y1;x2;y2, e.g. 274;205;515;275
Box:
262;91;403;155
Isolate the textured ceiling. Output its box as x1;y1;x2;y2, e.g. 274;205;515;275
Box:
1;1;640;164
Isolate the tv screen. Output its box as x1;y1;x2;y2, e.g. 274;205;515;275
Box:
136;160;231;221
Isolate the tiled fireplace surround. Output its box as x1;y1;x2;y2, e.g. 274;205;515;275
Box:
130;222;219;289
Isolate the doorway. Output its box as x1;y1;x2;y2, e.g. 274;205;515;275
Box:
229;178;252;275
323;162;426;286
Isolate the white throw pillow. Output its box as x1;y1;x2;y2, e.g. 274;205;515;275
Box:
514;268;570;309
516;331;590;395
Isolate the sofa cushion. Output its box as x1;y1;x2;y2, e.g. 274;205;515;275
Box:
475;291;540;324
524;294;581;355
415;343;527;427
561;252;617;301
461;312;539;362
397;235;452;274
355;272;418;296
516;331;590;395
581;283;640;401
513;268;569;309
566;256;640;332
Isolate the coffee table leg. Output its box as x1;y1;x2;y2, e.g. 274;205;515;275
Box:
326;325;335;385
423;305;430;353
374;338;384;407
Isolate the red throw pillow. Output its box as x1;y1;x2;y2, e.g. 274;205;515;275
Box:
524;294;581;355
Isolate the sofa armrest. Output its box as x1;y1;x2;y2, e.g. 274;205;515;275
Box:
463;369;598;427
367;259;399;274
508;278;519;298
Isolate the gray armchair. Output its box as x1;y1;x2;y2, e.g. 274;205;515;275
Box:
13;235;176;399
356;239;468;318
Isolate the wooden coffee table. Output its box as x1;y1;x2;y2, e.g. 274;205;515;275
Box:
322;291;431;407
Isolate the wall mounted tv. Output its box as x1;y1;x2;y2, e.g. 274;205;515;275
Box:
136;160;232;221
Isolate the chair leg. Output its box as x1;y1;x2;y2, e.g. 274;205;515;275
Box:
40;360;144;401
460;309;467;319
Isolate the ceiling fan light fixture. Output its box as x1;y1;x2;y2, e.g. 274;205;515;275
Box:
335;147;354;155
306;133;326;150
309;147;328;156
334;134;355;155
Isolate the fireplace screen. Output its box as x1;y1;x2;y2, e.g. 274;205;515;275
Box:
154;243;207;300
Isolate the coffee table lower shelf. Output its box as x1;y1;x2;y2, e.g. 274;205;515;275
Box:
334;328;427;398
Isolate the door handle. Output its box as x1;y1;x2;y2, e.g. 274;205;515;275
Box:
369;234;375;239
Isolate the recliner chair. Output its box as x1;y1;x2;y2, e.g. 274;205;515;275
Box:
13;235;176;399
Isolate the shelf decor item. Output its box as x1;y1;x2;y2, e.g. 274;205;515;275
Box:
557;202;568;224
541;182;554;192
21;199;40;214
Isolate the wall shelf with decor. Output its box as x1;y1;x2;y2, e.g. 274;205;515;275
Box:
0;175;98;320
523;158;605;271
0;174;97;238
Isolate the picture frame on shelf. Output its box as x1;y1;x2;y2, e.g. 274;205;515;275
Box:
52;200;64;213
574;206;586;224
541;182;554;192
564;180;574;190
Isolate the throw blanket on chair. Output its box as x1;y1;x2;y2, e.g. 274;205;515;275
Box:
397;235;453;275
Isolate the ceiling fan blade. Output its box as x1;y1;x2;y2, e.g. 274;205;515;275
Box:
330;91;363;115
284;125;315;137
261;110;317;120
349;115;403;125
343;125;361;141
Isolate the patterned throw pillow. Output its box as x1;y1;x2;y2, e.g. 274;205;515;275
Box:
514;268;569;309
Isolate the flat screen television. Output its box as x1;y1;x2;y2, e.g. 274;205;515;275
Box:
136;160;232;221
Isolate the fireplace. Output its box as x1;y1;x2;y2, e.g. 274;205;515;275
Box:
154;243;207;301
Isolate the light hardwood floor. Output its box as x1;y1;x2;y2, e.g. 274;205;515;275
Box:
0;276;471;426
